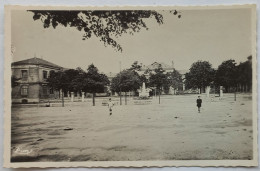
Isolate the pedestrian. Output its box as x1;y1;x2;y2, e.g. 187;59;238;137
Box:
196;96;202;113
108;98;114;115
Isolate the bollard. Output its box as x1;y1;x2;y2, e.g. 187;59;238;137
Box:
71;92;74;102
82;92;85;102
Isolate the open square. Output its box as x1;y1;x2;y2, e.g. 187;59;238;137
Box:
11;94;253;162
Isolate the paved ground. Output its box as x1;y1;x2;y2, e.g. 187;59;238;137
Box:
11;94;253;162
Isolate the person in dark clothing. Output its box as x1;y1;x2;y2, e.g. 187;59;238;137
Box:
196;96;202;113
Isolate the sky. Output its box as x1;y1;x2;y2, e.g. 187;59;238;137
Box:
11;8;253;73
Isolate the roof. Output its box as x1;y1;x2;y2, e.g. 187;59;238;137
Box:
12;57;62;69
178;69;189;75
105;72;117;78
141;62;173;71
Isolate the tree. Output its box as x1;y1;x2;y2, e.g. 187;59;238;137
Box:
128;61;149;91
166;69;183;94
111;69;141;105
149;64;168;104
84;64;110;106
64;69;81;93
185;61;214;93
69;67;87;94
47;68;82;106
237;56;252;92
215;59;238;93
129;61;142;72
29;10;181;51
47;70;68;106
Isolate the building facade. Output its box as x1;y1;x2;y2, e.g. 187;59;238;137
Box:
11;57;63;103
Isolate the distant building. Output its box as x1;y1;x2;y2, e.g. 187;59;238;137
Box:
141;62;189;93
11;57;63;103
140;62;174;74
106;72;117;82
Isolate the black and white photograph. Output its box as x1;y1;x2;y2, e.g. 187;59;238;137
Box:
4;5;257;168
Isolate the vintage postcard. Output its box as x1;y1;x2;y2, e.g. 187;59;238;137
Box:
4;5;257;168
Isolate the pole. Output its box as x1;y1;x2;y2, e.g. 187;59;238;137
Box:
37;65;40;108
125;92;127;105
92;93;95;106
62;90;64;107
234;87;237;101
119;61;122;105
119;92;122;105
159;88;161;104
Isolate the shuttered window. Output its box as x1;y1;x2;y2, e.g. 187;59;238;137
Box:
21;85;28;96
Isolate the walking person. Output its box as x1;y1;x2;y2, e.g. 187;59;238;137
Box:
108;98;114;115
196;96;202;113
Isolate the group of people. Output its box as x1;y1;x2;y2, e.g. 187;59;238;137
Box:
107;96;203;115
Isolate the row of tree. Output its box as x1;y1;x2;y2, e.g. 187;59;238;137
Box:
46;61;183;106
47;64;109;106
185;56;252;93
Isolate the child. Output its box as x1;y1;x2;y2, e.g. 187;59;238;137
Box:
196;96;202;113
108;98;114;115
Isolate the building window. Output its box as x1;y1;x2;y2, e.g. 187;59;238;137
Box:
42;86;48;95
21;86;28;96
21;70;28;80
43;70;48;79
50;87;54;94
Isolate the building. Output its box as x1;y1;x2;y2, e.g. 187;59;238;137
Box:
140;62;175;73
11;57;63;103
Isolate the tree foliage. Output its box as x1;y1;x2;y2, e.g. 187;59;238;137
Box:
29;10;181;51
166;69;183;90
149;64;168;103
69;67;88;92
215;59;238;90
185;61;215;90
237;56;252;90
149;64;168;90
214;56;252;92
129;61;142;72
84;64;110;94
47;64;109;106
111;69;141;93
48;70;68;92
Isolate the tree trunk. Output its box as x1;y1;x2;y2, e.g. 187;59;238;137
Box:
159;88;161;104
234;86;237;101
92;93;95;106
62;90;64;107
125;92;127;105
119;92;122;105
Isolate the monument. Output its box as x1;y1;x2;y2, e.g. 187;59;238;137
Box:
138;82;150;98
